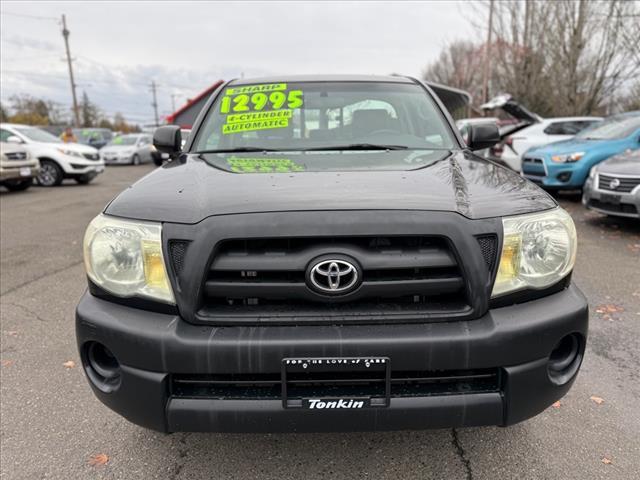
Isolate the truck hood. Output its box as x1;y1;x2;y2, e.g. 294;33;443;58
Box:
105;150;556;223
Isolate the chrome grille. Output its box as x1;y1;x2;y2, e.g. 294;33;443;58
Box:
598;174;640;193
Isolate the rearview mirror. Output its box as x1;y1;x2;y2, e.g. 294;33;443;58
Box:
153;126;182;155
6;135;23;144
467;122;500;151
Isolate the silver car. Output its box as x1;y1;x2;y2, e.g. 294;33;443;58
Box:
101;134;154;165
583;149;640;219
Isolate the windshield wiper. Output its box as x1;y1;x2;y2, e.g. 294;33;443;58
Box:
194;147;280;154
301;143;409;151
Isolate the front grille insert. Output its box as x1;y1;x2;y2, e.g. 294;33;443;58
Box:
198;236;472;324
4;152;27;161
476;234;498;271
171;368;501;400
598;174;640;193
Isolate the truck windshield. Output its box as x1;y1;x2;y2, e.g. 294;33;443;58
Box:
193;81;456;153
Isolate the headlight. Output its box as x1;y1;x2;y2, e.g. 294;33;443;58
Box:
492;208;577;298
83;214;174;304
588;166;597;179
57;148;83;158
551;152;584;163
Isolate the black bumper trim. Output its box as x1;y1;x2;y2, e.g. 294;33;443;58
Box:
167;393;504;433
76;284;588;432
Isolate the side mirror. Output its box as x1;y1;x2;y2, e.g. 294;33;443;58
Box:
467;122;500;151
6;135;23;144
153;126;182;155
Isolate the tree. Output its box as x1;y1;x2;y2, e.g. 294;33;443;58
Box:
112;112;140;134
0;103;8;123
615;81;640;112
423;41;485;104
97;118;114;129
431;0;640;117
80;91;100;127
9;94;51;124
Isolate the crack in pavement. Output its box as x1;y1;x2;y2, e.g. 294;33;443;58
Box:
2;302;49;322
0;260;83;297
451;428;472;480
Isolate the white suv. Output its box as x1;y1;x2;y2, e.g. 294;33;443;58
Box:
500;117;602;172
0;123;105;186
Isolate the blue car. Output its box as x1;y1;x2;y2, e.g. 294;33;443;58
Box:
522;111;640;189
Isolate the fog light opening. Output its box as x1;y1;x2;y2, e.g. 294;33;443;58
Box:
83;342;122;393
557;172;572;183
548;333;582;385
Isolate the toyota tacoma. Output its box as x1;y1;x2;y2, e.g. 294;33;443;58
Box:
76;75;588;432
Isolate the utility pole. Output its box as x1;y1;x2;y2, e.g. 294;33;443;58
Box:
150;81;160;127
170;93;180;112
61;14;80;127
481;0;495;107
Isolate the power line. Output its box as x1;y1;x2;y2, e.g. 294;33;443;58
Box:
0;10;59;21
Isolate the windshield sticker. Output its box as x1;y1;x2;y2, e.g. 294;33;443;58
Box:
227;156;305;173
225;83;287;96
220;83;303;134
226;110;293;124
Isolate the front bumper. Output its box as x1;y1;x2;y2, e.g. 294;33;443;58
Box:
582;177;640;218
64;160;105;176
102;155;132;164
76;284;588;433
522;157;587;189
0;165;39;181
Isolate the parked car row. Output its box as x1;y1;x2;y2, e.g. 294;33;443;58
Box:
460;104;640;219
0;123;180;191
1;123;105;187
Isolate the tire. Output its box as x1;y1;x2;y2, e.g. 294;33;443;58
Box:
4;179;33;191
132;154;140;165
37;159;63;187
75;173;97;185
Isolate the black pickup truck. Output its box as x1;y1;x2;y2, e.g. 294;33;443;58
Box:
76;75;587;432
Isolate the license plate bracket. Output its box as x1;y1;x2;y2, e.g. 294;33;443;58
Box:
600;193;621;205
281;357;391;409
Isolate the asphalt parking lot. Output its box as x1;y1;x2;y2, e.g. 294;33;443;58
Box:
1;165;639;480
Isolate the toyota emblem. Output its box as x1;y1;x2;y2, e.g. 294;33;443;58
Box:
307;258;360;295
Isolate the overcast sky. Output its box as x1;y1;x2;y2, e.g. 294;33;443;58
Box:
0;1;474;125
